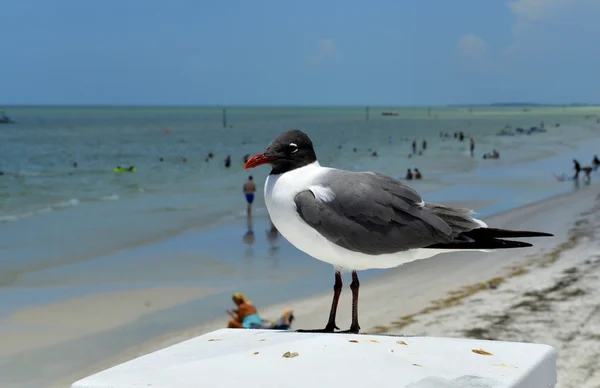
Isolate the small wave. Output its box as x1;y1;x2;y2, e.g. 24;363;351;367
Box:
0;215;21;223
14;171;43;177
141;205;199;214
52;198;80;209
0;198;80;224
101;194;119;201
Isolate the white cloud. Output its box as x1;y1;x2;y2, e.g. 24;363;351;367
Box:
508;0;569;34
457;34;487;61
507;0;569;21
307;38;338;65
507;0;596;34
455;34;498;72
455;0;599;71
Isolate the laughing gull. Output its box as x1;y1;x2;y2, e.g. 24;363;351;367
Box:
244;129;553;334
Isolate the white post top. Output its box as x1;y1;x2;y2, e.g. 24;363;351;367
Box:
72;328;557;388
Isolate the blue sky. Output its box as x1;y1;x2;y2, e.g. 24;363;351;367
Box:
1;0;599;105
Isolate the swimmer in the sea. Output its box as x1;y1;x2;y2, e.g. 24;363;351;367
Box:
225;155;231;168
405;168;413;180
414;168;422;180
243;175;256;216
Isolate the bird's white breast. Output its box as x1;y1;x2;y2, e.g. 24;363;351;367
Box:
264;162;453;271
265;162;339;264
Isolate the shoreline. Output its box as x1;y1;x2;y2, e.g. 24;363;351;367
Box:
45;182;600;388
4;122;600;288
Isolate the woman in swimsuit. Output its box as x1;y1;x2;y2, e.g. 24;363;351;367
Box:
227;293;263;329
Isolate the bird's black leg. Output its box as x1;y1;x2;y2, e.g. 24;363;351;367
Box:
297;271;342;333
340;271;361;334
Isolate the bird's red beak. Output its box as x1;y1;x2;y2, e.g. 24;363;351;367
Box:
244;153;277;170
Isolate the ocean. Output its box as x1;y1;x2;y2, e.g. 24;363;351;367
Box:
2;106;600;284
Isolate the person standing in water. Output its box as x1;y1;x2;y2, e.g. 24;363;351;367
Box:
470;138;475;157
573;159;592;182
592;154;600;171
243;175;256;216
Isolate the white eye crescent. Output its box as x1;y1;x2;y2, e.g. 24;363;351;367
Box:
289;143;298;153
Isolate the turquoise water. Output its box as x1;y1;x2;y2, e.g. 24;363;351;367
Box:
1;105;600;290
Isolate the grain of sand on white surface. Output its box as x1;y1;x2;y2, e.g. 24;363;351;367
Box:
58;184;600;388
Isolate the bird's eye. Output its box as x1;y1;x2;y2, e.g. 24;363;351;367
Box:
289;143;298;153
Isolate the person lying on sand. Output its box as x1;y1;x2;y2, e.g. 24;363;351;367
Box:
227;292;263;329
260;309;295;330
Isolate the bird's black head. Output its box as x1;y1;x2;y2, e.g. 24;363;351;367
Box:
244;130;317;174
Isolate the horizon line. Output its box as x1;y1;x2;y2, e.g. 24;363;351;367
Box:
2;102;599;108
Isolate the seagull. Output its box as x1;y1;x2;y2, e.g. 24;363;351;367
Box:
244;129;553;334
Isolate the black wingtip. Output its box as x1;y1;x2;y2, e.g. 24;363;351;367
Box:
424;227;553;250
426;239;534;250
466;227;554;239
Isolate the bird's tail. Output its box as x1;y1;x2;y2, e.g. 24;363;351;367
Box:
425;227;554;250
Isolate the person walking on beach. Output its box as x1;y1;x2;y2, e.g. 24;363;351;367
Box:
412;140;417;154
243;175;256;216
573;159;592;182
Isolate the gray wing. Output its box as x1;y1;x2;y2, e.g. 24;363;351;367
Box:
294;170;481;255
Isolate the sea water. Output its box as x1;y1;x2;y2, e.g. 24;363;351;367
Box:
1;106;599;276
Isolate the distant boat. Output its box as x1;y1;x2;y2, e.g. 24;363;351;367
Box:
0;111;15;124
381;111;399;116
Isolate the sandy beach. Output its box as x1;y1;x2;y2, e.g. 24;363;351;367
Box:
1;286;223;358
45;182;600;388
